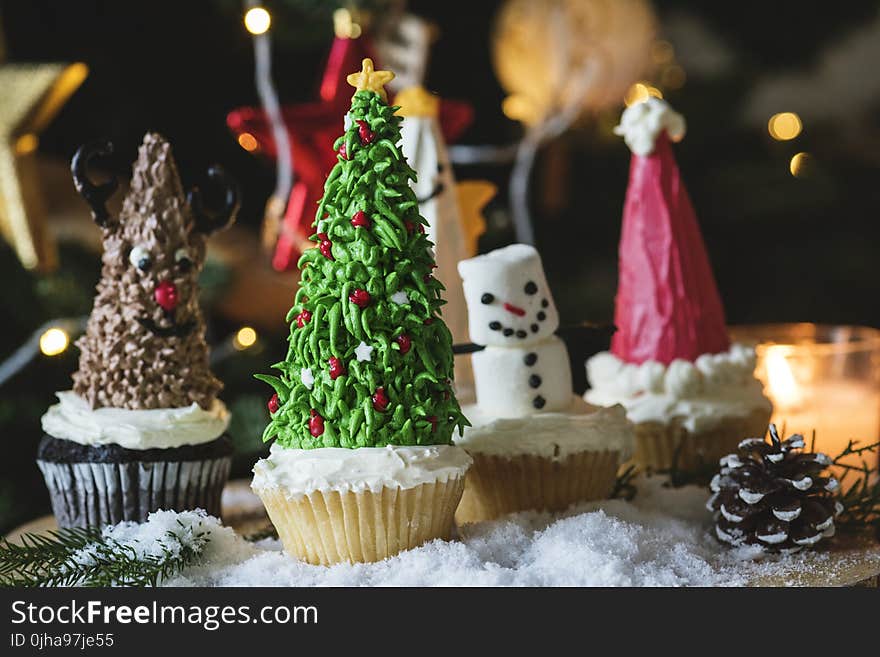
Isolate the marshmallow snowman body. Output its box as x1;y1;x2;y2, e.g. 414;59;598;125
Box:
472;336;572;416
459;244;569;417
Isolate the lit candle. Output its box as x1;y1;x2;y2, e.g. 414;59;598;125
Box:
739;326;880;474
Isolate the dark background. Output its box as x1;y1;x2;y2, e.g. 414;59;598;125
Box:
1;0;878;533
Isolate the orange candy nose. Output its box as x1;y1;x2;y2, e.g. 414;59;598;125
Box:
155;280;179;311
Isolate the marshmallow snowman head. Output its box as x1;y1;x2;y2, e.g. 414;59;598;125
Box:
458;244;559;346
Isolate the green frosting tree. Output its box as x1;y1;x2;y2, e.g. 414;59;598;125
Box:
258;59;468;450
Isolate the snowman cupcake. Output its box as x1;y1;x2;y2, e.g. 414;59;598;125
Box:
454;244;634;524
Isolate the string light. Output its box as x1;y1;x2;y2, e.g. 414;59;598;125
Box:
39;328;69;356
234;326;258;350
237;132;258;152
244;6;271;35
769;112;802;141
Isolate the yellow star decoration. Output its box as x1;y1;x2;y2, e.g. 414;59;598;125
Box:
0;60;88;270
455;181;496;255
346;58;394;102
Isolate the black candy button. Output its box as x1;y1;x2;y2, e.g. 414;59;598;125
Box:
524;353;537;366
503;328;514;336
481;293;495;304
516;330;527;338
533;395;546;409
489;321;501;331
524;281;538;295
537;311;546;321
529;374;542;388
541;299;549;308
530;324;539;333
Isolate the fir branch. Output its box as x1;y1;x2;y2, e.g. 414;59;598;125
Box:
831;439;880;533
0;524;210;588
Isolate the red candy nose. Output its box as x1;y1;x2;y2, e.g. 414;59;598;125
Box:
155;280;179;311
503;302;526;317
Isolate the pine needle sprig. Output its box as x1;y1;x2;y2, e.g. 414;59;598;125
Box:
0;521;210;587
832;439;880;533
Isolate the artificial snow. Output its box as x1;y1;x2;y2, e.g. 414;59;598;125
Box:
120;477;855;587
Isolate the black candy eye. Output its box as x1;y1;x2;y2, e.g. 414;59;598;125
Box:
524;281;538;295
175;248;193;273
129;245;152;272
481;293;495;305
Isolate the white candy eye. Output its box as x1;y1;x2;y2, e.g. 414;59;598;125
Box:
175;248;193;272
129;245;152;271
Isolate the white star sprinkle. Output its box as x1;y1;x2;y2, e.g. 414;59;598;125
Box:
300;367;314;390
355;341;373;362
390;290;409;305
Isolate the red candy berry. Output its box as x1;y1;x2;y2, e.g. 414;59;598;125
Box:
337;143;348;160
349;288;371;308
425;416;438;432
351;210;371;228
316;232;333;260
372;387;389;412
308;409;325;437
154;280;179;312
267;393;280;414
328;356;345;380
395;333;411;354
357;119;375;145
295;309;312;328
404;219;425;234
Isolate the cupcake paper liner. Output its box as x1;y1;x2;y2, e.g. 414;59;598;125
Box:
254;476;465;565
630;407;772;473
455;449;621;525
37;457;231;528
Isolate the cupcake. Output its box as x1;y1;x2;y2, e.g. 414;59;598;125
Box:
584;98;771;472
250;59;471;566
453;244;635;524
37;133;239;527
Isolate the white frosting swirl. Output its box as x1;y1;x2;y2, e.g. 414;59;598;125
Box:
41;391;229;450
584;344;772;432
614;97;686;156
455;397;634;461
251;444;472;498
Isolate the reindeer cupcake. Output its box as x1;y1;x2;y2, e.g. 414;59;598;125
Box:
37;133;239;528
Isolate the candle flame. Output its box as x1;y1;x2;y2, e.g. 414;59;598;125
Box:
765;346;799;408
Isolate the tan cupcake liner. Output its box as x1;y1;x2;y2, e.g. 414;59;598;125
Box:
631;407;772;473
455;449;621;525
255;476;465;565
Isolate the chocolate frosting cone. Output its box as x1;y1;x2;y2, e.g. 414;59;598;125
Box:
72;133;221;410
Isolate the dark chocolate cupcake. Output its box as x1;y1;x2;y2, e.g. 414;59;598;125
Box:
37;133;239;528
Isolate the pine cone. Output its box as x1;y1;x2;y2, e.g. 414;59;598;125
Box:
707;424;843;553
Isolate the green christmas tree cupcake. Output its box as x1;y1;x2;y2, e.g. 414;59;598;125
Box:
251;59;472;565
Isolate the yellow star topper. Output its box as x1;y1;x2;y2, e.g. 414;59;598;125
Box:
346;58;394;102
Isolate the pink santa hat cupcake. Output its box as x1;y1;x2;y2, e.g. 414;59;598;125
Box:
585;98;771;473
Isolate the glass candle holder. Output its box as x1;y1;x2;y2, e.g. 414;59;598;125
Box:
729;324;880;467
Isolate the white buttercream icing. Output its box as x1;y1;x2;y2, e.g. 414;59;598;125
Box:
584;344;772;432
614;97;686;156
455;398;634;461
41;391;229;450
251;443;472;498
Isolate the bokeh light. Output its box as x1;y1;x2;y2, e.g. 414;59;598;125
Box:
39;328;69;356
238;132;258;152
234;326;258;350
244;7;271;35
769;112;803;141
624;82;663;107
790;152;812;177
